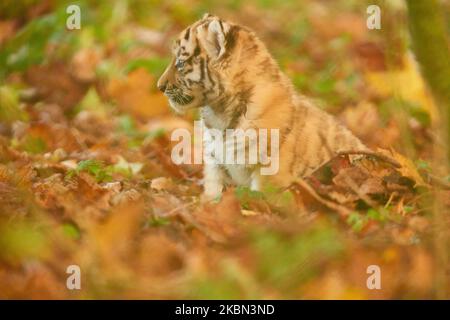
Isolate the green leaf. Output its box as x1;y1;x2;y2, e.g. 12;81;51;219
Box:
0;86;28;122
251;224;344;290
21;136;47;154
148;217;171;227
112;156;143;178
346;212;368;232
118;114;138;136
0;9;76;78
415;159;431;170
0;222;49;262
75;87;110;116
62;223;81;240
66;159;112;182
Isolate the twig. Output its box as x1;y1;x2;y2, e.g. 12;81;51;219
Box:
162;199;199;217
294;178;353;218
337;150;401;168
343;176;379;209
426;173;450;190
384;191;397;209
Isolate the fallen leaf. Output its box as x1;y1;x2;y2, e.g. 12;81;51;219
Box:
379;148;428;187
241;209;261;216
107;68;169;119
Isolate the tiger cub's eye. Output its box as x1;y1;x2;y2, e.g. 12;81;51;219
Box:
175;59;185;71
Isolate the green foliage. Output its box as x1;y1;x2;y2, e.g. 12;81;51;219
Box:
0;9;77;79
346;212;367;232
0;86;28;123
189;271;244;299
74;87;111;117
188;259;260;299
61;222;81;240
416;159;431;170
21;137;47;154
125;57;170;78
292;73;308;90
0;0;40;19
312;74;336;95
0;221;49;263
380;97;431;128
311;64;338;102
347;207;400;232
148;216;171;227
235;186;265;209
288;18;310;46
66;159;112;182
66;157;144;182
402;100;431;127
96;59;122;81
112;156;143;178
234;185;295;211
147;128;166;140
117;114;166;148
117;114;138;136
251;224;344;291
367;208;387;222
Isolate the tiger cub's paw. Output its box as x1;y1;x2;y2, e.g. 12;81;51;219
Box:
200;191;222;204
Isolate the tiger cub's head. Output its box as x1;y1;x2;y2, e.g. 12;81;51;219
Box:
157;13;237;113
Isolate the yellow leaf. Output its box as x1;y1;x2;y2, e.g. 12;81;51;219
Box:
365;53;438;121
378;148;428;187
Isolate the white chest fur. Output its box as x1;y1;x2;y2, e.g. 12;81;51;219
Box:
201;105;229;131
201;107;253;187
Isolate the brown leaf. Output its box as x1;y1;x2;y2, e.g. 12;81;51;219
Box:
85;200;145;280
70;48;103;83
107;68;169;120
379;149;428;187
25;63;88;111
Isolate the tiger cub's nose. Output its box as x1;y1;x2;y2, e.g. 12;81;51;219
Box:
157;80;167;93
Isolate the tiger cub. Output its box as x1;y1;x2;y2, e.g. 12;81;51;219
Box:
157;13;368;199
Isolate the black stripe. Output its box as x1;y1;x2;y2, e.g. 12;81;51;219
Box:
193;38;201;56
290;109;306;176
318;131;331;154
193;45;200;56
184;27;190;40
199;58;205;80
205;56;215;87
218;81;225;96
228;104;246;129
183;68;194;75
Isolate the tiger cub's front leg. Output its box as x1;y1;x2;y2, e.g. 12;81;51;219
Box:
202;163;225;200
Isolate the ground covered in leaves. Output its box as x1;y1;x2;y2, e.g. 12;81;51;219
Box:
0;0;449;299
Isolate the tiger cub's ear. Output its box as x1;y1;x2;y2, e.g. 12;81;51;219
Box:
196;19;231;60
202;13;214;20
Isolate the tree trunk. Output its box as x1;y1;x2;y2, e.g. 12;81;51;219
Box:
406;0;450;163
406;0;450;299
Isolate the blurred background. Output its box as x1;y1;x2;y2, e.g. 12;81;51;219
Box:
0;0;449;299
